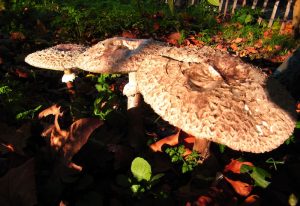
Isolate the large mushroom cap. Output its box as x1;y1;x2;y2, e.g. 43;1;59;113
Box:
25;44;87;70
76;37;152;74
136;47;297;153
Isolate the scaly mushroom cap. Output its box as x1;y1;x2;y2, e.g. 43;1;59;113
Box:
25;44;87;70
76;37;152;74
136;47;297;153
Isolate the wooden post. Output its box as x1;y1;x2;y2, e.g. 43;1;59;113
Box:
258;0;269;24
268;0;280;28
251;0;258;9
223;0;229;17
242;0;247;7
219;0;224;13
280;0;293;33
231;0;238;15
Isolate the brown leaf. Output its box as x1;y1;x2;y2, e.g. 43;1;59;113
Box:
153;22;160;31
121;31;137;39
150;130;180;152
232;37;244;44
38;104;61;119
0;158;37;206
15;68;29;78
224;176;253;197
239;195;260;206
63;118;103;161
230;43;239;51
245;47;258;54
0;122;32;155
195;195;214;206
166;32;181;45
10;32;26;41
224;159;254;174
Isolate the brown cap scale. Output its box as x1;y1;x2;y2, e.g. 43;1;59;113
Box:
136;48;297;153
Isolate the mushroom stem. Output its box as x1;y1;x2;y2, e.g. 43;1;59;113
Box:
123;72;145;149
125;72;140;109
62;69;76;95
193;138;211;160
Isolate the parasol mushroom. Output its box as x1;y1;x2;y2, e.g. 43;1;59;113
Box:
25;43;87;94
76;37;149;109
136;46;297;158
75;37;153;148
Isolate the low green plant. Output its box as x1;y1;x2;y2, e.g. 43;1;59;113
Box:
165;145;200;173
93;74;120;120
240;164;271;188
116;157;165;198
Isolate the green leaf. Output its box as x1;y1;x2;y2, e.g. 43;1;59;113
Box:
289;193;298;206
296;121;300;129
240;165;271;188
131;157;152;182
244;14;253;24
207;0;219;6
131;184;141;194
16;105;42;120
150;173;164;184
0;86;12;95
218;144;226;153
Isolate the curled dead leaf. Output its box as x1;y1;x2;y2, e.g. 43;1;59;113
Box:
224;176;253;197
38;104;62;119
150;130;180;152
240;195;261;206
63;118;104;162
224;159;254;174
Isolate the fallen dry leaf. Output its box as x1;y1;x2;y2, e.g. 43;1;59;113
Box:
10;31;26;41
195;195;213;206
38;104;62;118
0;122;32;155
121;31;137;38
150;130;180;152
239;195;261;206
153;22;160;31
166;32;181;45
224;159;254;174
245;47;258;54
224;176;253;197
230;43;239;51
63;118;103;161
232;37;244;44
0;158;37;206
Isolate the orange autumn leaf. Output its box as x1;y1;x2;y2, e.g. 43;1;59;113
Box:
10;31;26;41
224;176;253;196
15;68;29;78
195;195;213;206
38;104;62;118
297;102;300;113
153;22;160;31
232;37;244;44
240;195;261;206
121;31;137;39
245;47;258;54
150;130;180;152
230;43;239;51
224;159;254;174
